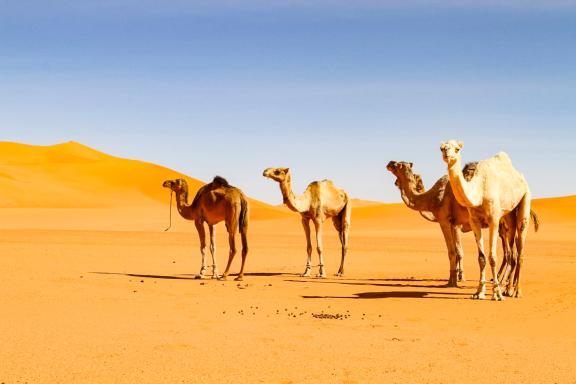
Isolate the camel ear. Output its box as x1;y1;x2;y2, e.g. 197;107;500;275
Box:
283;168;290;174
408;162;413;169
458;141;464;149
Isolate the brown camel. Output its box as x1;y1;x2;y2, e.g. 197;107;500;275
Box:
441;140;532;299
162;176;249;281
387;161;471;286
263;168;351;278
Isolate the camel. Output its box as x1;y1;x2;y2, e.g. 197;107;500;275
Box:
162;176;249;281
387;161;471;287
462;162;539;295
441;140;532;300
263;168;351;278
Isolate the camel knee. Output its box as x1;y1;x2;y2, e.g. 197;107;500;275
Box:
316;247;323;255
489;256;497;268
478;252;486;268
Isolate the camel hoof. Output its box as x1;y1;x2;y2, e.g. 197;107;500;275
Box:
472;292;486;300
216;275;226;280
492;293;505;301
334;272;343;277
514;290;522;298
234;276;243;281
316;274;327;279
300;272;311;278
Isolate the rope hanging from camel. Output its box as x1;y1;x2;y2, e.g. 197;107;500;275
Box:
164;190;173;232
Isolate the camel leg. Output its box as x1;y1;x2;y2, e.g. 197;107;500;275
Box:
220;230;237;281
470;217;487;299
333;210;350;277
194;220;208;278
235;226;248;281
512;193;531;298
498;214;515;290
208;225;220;279
506;239;517;297
301;217;313;277
313;219;326;278
488;217;504;301
497;227;510;286
501;214;517;296
439;222;457;287
453;225;465;282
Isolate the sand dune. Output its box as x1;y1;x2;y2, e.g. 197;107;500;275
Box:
0;141;289;220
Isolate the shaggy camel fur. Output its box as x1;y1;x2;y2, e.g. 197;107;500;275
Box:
441;140;532;299
162;177;249;281
263;168;351;278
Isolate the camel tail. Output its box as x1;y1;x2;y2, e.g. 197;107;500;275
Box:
530;209;540;233
239;195;249;232
239;195;249;253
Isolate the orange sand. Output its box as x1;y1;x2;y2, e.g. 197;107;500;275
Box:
1;142;575;383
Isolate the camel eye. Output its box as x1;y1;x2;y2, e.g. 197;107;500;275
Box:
274;170;280;175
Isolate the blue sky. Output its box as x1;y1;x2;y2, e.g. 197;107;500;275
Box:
1;1;575;204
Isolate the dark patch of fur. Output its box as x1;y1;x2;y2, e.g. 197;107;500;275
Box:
462;162;479;181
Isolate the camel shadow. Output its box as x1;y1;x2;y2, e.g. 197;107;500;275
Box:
90;272;198;280
284;278;464;290
303;290;468;300
91;271;296;280
243;272;298;277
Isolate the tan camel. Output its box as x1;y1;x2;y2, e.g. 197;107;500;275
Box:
441;140;532;300
263;168;351;278
162;176;249;281
387;161;471;287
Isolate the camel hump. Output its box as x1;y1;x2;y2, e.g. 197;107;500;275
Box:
494;151;512;163
212;176;230;187
319;179;334;186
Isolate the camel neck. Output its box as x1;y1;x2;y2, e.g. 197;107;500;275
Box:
397;177;431;211
175;189;196;220
279;177;308;213
447;159;482;207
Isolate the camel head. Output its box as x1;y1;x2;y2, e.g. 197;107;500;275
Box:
440;140;464;167
386;161;416;188
162;178;188;194
262;167;290;183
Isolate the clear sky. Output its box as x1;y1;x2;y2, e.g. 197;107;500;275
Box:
1;0;575;204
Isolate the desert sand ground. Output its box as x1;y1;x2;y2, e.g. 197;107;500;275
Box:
1;197;575;384
1;142;575;383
